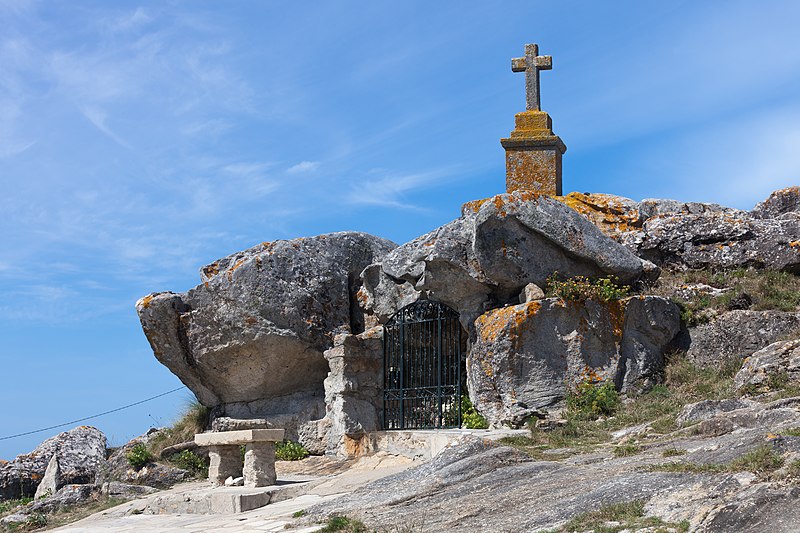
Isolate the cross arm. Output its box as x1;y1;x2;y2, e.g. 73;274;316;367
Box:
511;57;526;72
533;56;552;69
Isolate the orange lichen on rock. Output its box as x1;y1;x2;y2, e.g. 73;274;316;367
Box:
226;259;247;281
462;190;543;216
476;302;541;348
139;294;155;309
555;192;641;238
202;262;221;279
576;365;606;385
605;300;626;340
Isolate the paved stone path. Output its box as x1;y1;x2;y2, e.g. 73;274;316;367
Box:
52;453;414;532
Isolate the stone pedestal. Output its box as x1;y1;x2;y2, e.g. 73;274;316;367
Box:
207;445;243;486
243;443;277;487
501;111;566;196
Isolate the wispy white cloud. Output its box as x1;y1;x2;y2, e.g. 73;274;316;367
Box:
79;105;133;149
347;168;454;209
286;161;320;174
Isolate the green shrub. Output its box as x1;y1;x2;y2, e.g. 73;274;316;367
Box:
0;497;33;515
168;450;208;478
126;442;153;469
613;443;641;457
317;515;368;532
460;395;489;429
546;274;630;302
276;441;310;461
567;381;620;420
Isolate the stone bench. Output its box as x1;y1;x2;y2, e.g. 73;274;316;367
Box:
195;429;285;487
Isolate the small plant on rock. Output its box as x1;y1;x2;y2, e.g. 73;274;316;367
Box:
460;395;489;429
168;450;208;478
126;442;153;469
546;273;630;302
567;381;620;420
276;440;310;461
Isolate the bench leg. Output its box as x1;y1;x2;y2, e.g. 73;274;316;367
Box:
243;442;276;487
208;445;242;485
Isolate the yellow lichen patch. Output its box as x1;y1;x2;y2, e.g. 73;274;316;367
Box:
202;262;221;279
462;197;492;213
139;294;155;309
476;302;541;348
790;241;799;248
576;365;606;385
481;356;494;378
226;259;247;281
554;192;640;238
605;300;626;340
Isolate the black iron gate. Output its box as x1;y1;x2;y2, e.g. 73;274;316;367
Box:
383;300;462;429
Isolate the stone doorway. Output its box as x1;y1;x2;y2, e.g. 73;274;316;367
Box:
382;300;463;429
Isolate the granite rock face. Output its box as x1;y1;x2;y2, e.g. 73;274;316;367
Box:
557;188;800;273
751;186;800;219
304;395;800;533
686;310;800;367
468;296;680;426
361;191;646;334
136;232;396;432
734;339;800;393
0;426;106;500
628;211;800;273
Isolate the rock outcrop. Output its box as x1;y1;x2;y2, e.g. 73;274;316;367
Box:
686;310;800;367
104;430;189;489
304;394;800;532
0;426;106;500
136;232;396;433
557;187;800;273
751;186;800;219
468;296;680;426
734;339;800;393
361;191;647;333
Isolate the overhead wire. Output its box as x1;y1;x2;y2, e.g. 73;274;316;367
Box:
0;386;187;442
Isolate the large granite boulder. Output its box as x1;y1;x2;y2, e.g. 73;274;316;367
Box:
686;310;800;367
751;186;800;219
0;426;106;500
361;191;647;333
627;211;800;273
136;232;396;426
468;296;680;427
556;188;800;273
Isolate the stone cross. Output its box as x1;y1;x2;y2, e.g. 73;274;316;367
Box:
511;43;552;111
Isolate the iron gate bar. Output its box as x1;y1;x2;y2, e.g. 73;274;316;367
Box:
382;300;462;430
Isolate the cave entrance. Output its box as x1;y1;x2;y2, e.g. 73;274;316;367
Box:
382;300;463;430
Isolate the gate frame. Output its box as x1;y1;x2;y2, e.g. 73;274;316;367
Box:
382;300;463;430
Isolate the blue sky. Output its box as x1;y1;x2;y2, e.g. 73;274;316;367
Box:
2;1;799;459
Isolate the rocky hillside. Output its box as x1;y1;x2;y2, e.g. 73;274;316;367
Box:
303;339;800;532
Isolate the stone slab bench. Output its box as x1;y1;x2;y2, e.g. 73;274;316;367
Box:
195;429;285;488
